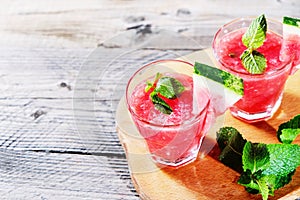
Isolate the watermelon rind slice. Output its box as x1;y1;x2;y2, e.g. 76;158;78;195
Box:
282;16;300;74
193;62;244;116
283;16;300;37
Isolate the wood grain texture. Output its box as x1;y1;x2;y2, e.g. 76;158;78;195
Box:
1;0;299;48
0;149;139;200
0;48;140;199
0;0;300;199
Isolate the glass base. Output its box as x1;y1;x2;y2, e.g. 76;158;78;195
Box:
151;152;198;167
150;138;204;167
230;94;283;123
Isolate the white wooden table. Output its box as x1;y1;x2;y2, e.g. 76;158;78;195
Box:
0;1;299;199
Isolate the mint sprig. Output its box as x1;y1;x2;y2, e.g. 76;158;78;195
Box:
237;142;300;200
216;127;246;172
240;14;267;74
280;129;300;144
242;14;267;49
242;142;270;173
146;73;185;115
156;77;185;99
240;50;267;74
216;114;300;200
238;142;271;200
150;93;172;115
277;114;300;144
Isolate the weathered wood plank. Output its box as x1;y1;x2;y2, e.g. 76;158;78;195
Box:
0;46;193;99
0;97;125;153
0;0;299;48
0;149;139;199
0;44;141;199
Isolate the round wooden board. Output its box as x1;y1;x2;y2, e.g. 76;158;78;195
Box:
116;49;300;200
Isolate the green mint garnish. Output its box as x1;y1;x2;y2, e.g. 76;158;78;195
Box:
264;144;300;176
242;14;267;49
216;127;246;172
277;114;300;144
150;93;172;115
155;77;185;99
241;142;270;173
238;142;271;199
240;50;267;74
280;129;300;144
240;14;267;74
237;142;300;200
145;73;185;115
216;114;300;200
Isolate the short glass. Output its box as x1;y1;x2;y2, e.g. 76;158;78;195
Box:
126;60;211;167
212;17;293;122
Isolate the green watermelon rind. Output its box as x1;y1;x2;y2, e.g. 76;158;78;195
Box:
283;16;300;28
194;62;244;96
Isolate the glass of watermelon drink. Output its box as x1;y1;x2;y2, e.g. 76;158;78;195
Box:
126;60;211;167
213;17;293;122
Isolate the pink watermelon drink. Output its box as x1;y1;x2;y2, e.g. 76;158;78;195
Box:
213;16;296;122
126;60;211;167
281;16;300;74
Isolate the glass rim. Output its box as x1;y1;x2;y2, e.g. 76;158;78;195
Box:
220;16;282;28
212;16;293;77
125;59;210;127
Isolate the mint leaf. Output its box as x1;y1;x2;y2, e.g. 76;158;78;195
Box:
155;76;185;99
150;93;172;115
216;127;246;172
240;14;267;74
242;142;270;173
238;169;260;194
271;170;295;190
217;127;243;150
154;104;172;115
264;144;300;176
280;129;300;144
239;144;300;199
237;141;300;199
257;177;272;200
238;170;272;200
240;50;267;74
277;114;300;143
218;118;300;200
242;14;267;49
146;73;184;115
239;170;295;200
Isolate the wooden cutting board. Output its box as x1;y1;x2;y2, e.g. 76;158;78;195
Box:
115;49;300;200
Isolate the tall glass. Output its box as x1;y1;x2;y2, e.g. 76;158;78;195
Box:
126;60;211;167
212;17;293;122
